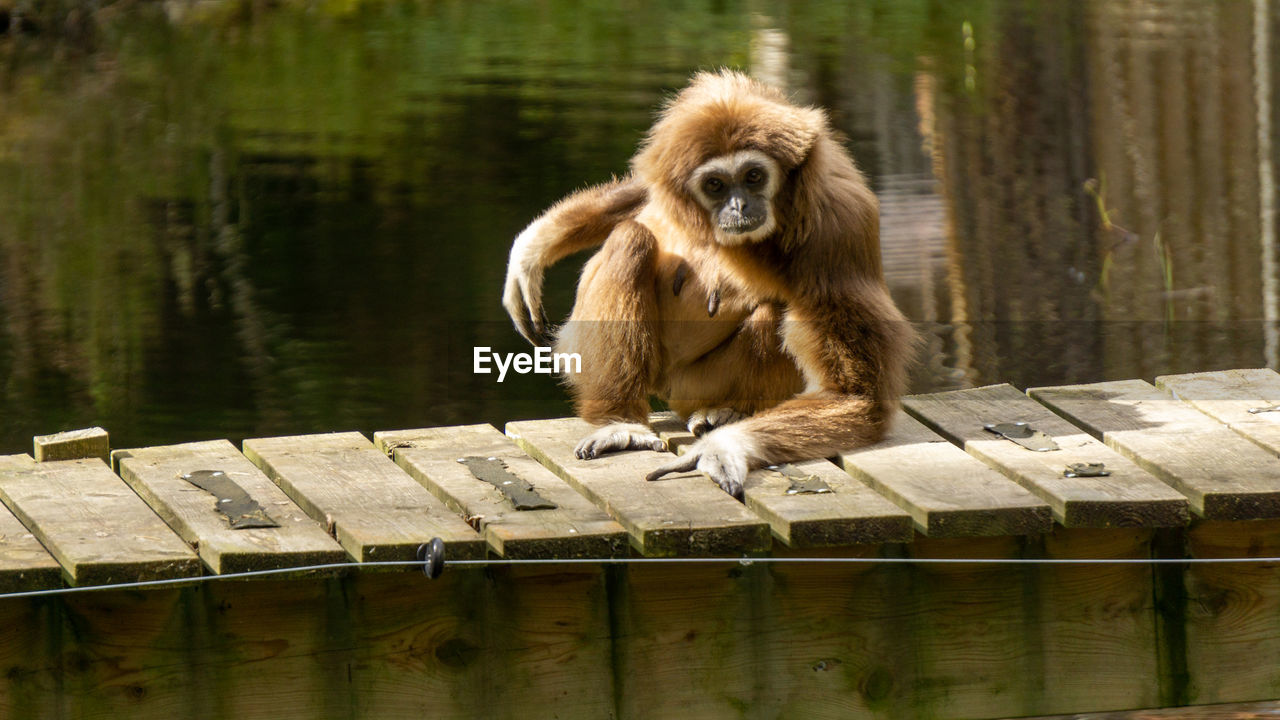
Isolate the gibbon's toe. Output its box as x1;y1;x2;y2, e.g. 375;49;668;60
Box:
720;480;744;501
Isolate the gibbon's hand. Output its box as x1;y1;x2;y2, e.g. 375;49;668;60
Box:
646;427;752;501
502;223;552;347
574;423;666;460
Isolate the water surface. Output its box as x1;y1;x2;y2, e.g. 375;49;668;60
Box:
1;0;1277;452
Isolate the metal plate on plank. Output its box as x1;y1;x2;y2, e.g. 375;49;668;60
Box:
984;422;1060;452
1064;463;1111;478
182;469;279;529
768;464;832;495
904;385;1189;528
457;456;557;511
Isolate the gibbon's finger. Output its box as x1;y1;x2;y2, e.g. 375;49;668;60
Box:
503;277;537;345
519;283;555;347
531;307;554;348
511;302;541;347
512;290;551;347
645;453;699;482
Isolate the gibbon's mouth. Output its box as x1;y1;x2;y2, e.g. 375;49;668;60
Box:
718;216;766;235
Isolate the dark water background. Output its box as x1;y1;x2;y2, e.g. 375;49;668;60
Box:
1;0;1277;454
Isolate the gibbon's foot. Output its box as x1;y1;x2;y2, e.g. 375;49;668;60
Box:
646;425;754;501
574;423;666;460
687;408;746;438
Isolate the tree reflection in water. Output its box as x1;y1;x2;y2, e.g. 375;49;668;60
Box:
0;0;1275;452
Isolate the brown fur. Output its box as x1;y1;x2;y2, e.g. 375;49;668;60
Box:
506;69;915;466
555;220;660;424
537;178;647;267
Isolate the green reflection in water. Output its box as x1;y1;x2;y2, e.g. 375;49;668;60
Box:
1;0;1275;453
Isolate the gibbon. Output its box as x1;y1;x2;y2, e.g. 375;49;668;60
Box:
503;70;914;499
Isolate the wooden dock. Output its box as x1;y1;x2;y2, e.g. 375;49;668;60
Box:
4;369;1280;718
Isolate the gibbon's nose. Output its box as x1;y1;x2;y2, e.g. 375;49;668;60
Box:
726;194;746;214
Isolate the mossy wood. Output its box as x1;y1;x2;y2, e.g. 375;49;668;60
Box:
374;424;629;558
506;417;772;556
1030;379;1280;519
4;525;1277;719
651;413;915;547
112;440;347;574
837;410;1053;537
904;384;1190;528
0;455;199;585
242;432;486;562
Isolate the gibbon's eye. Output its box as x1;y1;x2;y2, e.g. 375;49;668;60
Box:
744;168;765;185
703;177;726;194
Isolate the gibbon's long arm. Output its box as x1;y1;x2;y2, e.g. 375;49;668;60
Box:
503;177;647;346
647;279;914;499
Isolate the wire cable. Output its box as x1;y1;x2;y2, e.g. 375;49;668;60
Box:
3;549;1280;600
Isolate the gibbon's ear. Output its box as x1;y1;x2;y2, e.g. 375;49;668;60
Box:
778;130;883;283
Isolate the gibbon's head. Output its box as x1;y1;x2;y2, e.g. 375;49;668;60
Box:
632;69;828;246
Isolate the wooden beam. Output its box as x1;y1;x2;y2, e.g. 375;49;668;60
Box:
113;440;348;574
0;455;199;586
837;410;1053;537
904;385;1189;528
1155;368;1280;455
374;425;629;558
506;417;771;556
1030;379;1280;520
242;432;485;562
1180;520;1280;704
0;569;618;719
0;532;1166;719
33;427;108;463
650;413;914;547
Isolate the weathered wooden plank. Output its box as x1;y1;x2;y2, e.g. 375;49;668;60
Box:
901;529;1162;716
904;385;1189;528
241;432;485;562
1180;520;1280;705
0;568;617;720
112;440;348;574
0;498;62;592
5;527;1280;719
1030;379;1280;520
1156;368;1280;456
650;413;914;547
33;427;108;463
1030;528;1165;712
0;455;199;586
373;425;629;558
613;529;1162;719
506;417;771;556
837;410;1053;537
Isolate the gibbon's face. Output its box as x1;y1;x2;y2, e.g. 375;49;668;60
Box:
687;150;781;245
